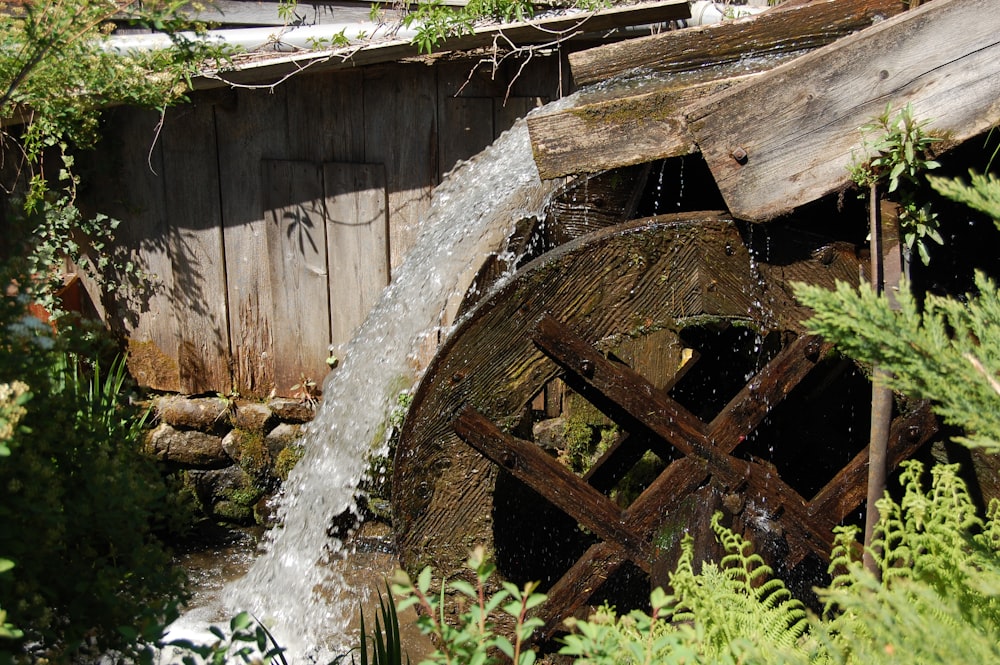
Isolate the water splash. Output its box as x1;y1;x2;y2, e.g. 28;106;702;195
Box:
219;113;564;662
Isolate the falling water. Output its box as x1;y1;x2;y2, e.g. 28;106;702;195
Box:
210;107;573;662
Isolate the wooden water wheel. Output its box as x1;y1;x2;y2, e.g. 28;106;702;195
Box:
391;212;938;639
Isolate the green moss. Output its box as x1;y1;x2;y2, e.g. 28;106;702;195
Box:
274;444;304;482
561;403;618;475
213;500;255;524
234;428;270;479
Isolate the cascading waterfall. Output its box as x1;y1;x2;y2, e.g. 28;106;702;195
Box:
217;103;575;661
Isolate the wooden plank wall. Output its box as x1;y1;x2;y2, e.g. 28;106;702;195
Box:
88;53;564;397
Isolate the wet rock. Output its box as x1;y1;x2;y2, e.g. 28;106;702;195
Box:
187;466;248;505
221;428;249;463
157;395;231;431
233;401;275;432
265;422;303;457
267;397;316;423
533;417;568;454
213;500;255;525
147;423;230;468
254;494;280;528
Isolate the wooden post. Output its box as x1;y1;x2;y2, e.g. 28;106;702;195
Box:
864;185;902;577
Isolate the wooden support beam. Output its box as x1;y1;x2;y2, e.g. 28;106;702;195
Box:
533;314;837;557
808;404;938;521
686;0;1000;221
568;0;903;87
527;0;903;179
452;406;654;567
528;73;754;180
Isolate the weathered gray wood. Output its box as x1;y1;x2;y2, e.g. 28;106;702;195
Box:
263;160;332;394
324;162;390;353
160;103;233;395
528;0;907;180
687;0;1000;221
363;63;438;271
528;72;765;179
285;69;366;163
103;108;183;392
569;0;903;86
439;97;495;178
217;88;289;396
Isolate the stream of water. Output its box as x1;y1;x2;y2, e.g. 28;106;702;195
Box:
165;108;575;662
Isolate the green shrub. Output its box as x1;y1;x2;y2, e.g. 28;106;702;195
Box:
0;296;188;661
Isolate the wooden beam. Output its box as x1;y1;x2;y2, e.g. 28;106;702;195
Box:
452;406;654;567
528;72;755;179
686;0;1000;221
527;0;904;179
568;0;903;87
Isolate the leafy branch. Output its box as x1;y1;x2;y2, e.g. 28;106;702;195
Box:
849;103;943;265
392;546;545;665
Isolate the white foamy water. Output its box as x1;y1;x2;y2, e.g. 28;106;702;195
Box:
207;111;571;662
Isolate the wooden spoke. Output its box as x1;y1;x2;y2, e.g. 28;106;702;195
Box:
452;406;653;567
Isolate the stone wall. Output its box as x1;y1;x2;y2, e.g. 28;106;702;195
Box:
145;395;315;524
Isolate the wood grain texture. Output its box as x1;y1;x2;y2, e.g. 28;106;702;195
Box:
363;63;438;271
687;0;1000;221
324;162;390;352
263;160;332;394
568;0;904;87
528;75;738;179
105;108;183;392
217;88;288;396
160;103;232;394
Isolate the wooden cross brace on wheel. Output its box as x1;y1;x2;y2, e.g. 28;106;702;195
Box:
451;314;936;640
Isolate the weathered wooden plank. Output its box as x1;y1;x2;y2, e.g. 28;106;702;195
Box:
363;63;438;271
453;406;653;567
101;108;183;392
160;103;232;395
263;160;332;394
217;88;288;396
569;0;902;87
687;0;1000;221
324;162;390;354
285;68;366;163
529;70;782;179
529;0;908;179
439;97;495;178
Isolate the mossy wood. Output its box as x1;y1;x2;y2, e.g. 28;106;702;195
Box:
527;0;904;179
687;0;1000;221
567;0;904;87
392;213;937;637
